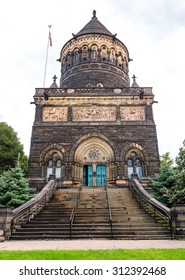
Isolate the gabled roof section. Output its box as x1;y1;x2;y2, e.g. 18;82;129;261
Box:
77;10;113;37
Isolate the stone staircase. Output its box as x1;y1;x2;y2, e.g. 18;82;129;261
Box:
11;186;171;240
11;188;78;240
108;188;170;239
70;187;112;239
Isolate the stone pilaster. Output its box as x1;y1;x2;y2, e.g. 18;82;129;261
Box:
171;205;185;239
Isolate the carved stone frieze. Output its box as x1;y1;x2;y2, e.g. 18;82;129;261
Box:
120;106;145;121
43;107;68;121
73;106;116;121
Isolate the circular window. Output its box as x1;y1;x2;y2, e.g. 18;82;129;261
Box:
52;152;58;159
130;151;137;158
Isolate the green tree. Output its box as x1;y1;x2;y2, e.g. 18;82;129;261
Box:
152;164;177;207
160;152;174;168
153;142;185;207
176;140;185;172
0;160;32;209
167;172;185;206
0;122;28;174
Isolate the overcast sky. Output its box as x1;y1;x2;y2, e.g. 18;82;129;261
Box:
0;0;185;161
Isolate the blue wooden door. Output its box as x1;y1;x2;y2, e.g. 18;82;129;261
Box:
83;165;93;186
96;164;106;186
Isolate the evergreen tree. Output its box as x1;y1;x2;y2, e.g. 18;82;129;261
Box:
167;172;185;206
152;164;177;207
0;160;32;209
153;142;185;207
160;152;174;168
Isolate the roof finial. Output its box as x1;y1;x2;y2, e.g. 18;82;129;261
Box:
92;10;97;19
131;74;139;87
132;74;137;82
52;75;57;83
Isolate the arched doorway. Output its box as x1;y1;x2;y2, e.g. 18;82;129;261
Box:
74;137;114;186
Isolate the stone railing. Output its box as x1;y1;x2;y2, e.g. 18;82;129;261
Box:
131;176;173;238
131;175;185;239
35;87;153;96
0;180;57;241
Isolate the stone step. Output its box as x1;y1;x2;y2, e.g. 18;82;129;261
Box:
11;186;171;240
11;234;171;240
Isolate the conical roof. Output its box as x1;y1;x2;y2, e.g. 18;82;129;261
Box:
77;10;113;37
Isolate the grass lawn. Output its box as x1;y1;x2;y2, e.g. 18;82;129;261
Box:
0;249;185;260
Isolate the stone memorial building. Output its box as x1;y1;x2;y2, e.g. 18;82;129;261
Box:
27;11;160;190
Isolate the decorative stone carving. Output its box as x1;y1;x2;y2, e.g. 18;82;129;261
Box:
43;107;68;121
120;106;145;121
73;106;116;121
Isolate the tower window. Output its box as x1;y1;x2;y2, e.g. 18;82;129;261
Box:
93;49;96;60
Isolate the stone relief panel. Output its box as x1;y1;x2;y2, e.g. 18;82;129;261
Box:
73;106;116;121
120;106;145;121
43;107;68;122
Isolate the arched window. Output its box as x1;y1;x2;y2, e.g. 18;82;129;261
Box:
135;159;142;178
46;152;63;180
55;160;62;179
127;150;143;179
86;82;93;88
127;159;134;179
82;46;88;62
111;50;115;63
74;51;79;64
67;53;71;68
46;160;53;179
101;45;107;62
91;47;96;60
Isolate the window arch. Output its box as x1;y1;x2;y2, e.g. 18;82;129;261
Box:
82;45;88;62
45;151;63;180
74;49;79;64
110;49;116;63
90;45;98;61
101;45;107;62
126;150;143;179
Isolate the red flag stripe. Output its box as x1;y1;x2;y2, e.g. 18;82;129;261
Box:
49;31;52;46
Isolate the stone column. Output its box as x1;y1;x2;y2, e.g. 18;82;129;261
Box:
0;208;13;241
171;205;185;239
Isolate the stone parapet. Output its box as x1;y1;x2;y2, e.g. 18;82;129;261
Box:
0;208;13;241
171;205;185;239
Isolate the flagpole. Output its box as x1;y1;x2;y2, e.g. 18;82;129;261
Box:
43;25;52;88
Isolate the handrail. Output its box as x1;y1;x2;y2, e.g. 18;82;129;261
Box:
105;185;113;239
11;180;57;232
131;178;174;239
69;186;82;239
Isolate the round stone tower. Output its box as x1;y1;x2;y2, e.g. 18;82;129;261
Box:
59;11;131;88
